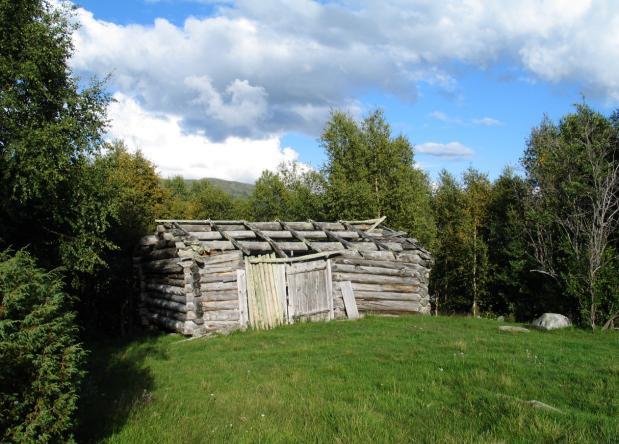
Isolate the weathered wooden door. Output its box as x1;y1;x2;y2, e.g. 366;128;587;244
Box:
241;256;334;329
243;254;287;329
286;260;333;323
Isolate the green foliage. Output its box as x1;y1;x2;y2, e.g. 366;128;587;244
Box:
430;170;470;312
77;144;167;334
98;141;165;247
159;176;247;220
0;250;85;443
321;109;435;246
0;0;113;278
249;170;289;220
523;104;619;326
247;163;327;221
278;162;328;221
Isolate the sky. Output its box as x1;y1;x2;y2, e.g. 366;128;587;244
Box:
69;0;619;183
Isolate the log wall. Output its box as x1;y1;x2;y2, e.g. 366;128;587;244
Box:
330;250;432;317
136;220;433;336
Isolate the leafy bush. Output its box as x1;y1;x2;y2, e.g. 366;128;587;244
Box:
0;250;85;442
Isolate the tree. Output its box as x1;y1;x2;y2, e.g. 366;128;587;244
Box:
0;250;85;442
0;0;112;278
462;168;491;317
278;161;328;221
160;176;195;219
524;105;619;327
321;109;435;246
190;179;239;220
249;171;290;220
430;171;470;313
85;142;165;333
484;168;543;319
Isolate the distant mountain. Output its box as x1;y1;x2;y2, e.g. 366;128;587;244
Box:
161;177;255;198
205;177;255;198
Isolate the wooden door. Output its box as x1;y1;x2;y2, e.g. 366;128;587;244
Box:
286;260;333;323
244;254;287;329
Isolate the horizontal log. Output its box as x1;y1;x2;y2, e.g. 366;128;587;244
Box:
143;272;184;282
202;300;239;311
334;281;419;293
308;242;346;251
145;292;187;304
345;242;378;252
396;252;426;265
190;230;256;240
203;310;240;321
331;263;415;277
217;224;246;231
332;257;424;270
145;313;184;333
355;299;424;313
333;289;423;301
177;224;212;232
201;271;238;283
201;290;239;301
188;230;362;241
203;281;238;291
360;251;396;261
331;272;419;285
146;277;186;287
145;297;187;313
199;262;244;274
141;258;183;273
198;251;243;265
146;305;188;320
204;320;241;331
145;283;186;296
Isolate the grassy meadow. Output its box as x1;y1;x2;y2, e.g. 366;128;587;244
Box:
78;316;618;443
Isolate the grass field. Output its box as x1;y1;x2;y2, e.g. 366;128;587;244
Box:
78;316;618;443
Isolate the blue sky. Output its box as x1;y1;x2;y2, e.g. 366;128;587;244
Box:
71;0;618;182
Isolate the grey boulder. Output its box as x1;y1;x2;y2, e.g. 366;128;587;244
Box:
498;325;529;333
532;313;571;330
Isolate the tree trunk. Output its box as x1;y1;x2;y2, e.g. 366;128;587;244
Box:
472;224;478;317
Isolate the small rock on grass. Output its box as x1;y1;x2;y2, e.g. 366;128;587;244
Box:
498;325;530;333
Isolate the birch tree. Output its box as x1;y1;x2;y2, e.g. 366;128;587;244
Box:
524;105;619;327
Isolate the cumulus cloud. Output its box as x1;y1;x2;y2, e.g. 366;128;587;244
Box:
107;93;298;181
416;142;474;160
472;117;502;126
66;0;619;180
429;111;449;121
429;111;463;124
71;0;619;142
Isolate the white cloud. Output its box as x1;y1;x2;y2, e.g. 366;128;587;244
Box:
429;111;449;121
66;0;619;180
107;93;298;181
71;0;619;142
429;110;463;124
416;142;474;160
472;117;502;126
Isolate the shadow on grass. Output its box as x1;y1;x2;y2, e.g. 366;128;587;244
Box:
76;332;170;443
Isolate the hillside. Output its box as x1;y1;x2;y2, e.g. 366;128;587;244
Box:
205;177;255;198
78;316;618;443
161;177;255;198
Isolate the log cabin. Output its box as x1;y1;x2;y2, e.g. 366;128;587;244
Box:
134;218;433;336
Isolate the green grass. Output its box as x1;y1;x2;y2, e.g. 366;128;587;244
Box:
78;316;619;443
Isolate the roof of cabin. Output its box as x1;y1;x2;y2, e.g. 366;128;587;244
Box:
146;217;432;260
